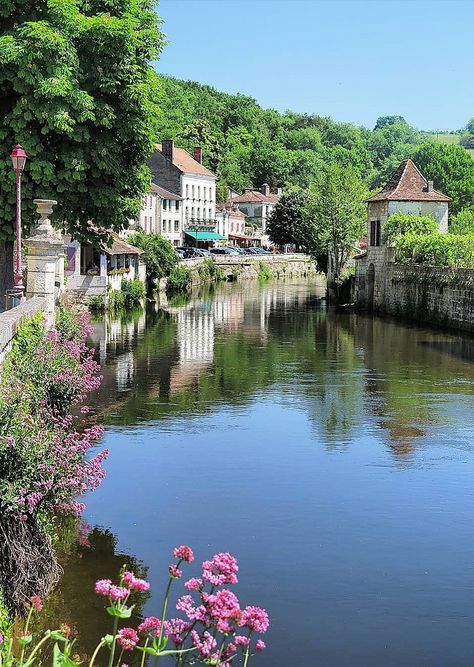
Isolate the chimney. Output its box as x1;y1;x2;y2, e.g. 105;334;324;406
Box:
193;147;202;164
162;139;174;162
276;187;282;196
427;180;434;193
261;183;270;196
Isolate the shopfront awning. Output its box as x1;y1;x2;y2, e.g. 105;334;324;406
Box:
185;231;225;241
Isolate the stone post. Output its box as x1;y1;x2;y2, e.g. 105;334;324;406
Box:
25;199;62;327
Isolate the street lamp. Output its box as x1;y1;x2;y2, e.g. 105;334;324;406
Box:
10;144;27;301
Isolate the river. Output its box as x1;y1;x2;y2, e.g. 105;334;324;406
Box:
52;279;474;667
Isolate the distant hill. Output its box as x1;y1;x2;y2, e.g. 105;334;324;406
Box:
424;132;474;157
153;75;472;196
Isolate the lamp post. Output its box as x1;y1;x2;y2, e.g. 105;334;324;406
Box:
10;144;28;302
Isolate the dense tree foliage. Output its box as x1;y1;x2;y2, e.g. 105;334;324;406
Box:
128;231;177;286
0;0;164;242
413;143;474;215
154;77;426;197
266;189;313;246
449;208;474;235
300;164;367;284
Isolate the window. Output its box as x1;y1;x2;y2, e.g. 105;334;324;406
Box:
370;220;381;247
192;185;195;199
198;186;201;199
203;186;207;201
209;208;212;220
185;206;189;219
163;199;167;211
186;184;189;198
168;220;172;233
175;200;179;211
174;220;179;232
197;207;201;219
162;220;166;232
209;187;212;202
191;206;195;218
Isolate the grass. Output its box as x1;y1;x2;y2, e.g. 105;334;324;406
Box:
427;132;474;157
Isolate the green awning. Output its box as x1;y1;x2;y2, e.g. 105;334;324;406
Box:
185;231;225;241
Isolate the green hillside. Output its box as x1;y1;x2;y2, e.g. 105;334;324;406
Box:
426;132;474;157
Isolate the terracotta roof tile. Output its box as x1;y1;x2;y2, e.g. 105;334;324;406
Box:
156;144;216;178
367;159;451;203
229;191;280;204
102;232;144;256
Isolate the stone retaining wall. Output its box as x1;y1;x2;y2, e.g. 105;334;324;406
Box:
185;254;322;286
364;261;474;332
0;296;46;365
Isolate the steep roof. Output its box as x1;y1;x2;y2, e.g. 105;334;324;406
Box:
151;183;183;200
155;144;216;178
367;159;451;203
230;190;280;204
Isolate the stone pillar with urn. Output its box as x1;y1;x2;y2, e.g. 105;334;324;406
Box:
25;199;63;326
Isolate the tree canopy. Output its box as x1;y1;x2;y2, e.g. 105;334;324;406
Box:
413;143;474;215
266;189;313;247
0;0;164;242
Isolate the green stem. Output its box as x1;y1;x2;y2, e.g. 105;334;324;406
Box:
107;617;119;667
22;632;51;666
139;639;149;667
19;608;33;666
89;639;106;667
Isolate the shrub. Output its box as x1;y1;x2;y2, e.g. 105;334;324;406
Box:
88;295;105;312
198;258;226;282
382;212;438;245
108;289;125;311
120;278;146;306
128;232;178;284
449;208;474;235
167;265;192;293
258;262;272;281
395;232;474;267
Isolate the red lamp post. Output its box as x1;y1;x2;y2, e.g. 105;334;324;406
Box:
10;144;27;301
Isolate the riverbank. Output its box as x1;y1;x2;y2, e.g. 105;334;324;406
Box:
159;254;325;291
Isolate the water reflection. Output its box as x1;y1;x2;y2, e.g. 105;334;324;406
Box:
77;279;474;667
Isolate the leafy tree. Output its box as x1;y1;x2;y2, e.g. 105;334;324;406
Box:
300;164;367;286
413;143;474;214
374;116;407;130
267;189;313;246
467;118;474;135
382;212;438;245
128;231;177;286
0;0;163;292
449;208;474;235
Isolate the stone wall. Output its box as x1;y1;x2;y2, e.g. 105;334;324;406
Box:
186;254;323;286
361;260;474;332
0;296;46;365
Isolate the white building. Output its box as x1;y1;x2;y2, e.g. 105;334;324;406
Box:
154;184;183;246
150;141;224;247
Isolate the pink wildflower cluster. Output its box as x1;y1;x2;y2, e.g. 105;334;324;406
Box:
0;308;107;523
91;548;269;667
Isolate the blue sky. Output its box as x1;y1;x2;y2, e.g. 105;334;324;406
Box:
155;0;474;131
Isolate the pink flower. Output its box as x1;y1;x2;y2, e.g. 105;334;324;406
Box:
255;640;266;651
239;606;269;634
204;589;241;623
60;624;71;638
138;616;161;638
176;595;206;621
108;585;129;602
117;628;139;651
123;571;150;592
0;632;4;644
164;618;190;645
191;630;217;659
202;553;238;586
184;577;202;591
169;564;182;579
173;545;194;563
234;635;250;647
30;595;43;611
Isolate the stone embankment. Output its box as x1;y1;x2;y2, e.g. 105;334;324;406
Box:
185;254;323;286
358;250;474;332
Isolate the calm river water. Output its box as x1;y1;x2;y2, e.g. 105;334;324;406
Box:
53;279;474;666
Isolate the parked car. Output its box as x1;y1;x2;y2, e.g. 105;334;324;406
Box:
210;247;240;256
175;249;186;260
